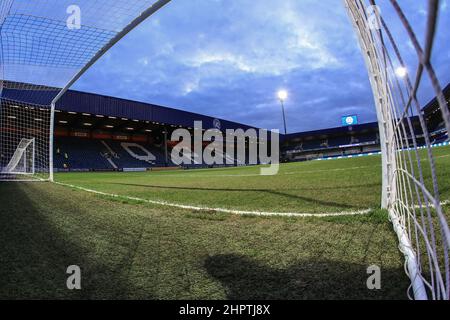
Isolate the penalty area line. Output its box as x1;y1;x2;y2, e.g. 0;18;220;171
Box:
54;181;373;218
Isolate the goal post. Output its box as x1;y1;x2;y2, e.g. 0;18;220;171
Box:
344;0;450;300
0;0;172;182
0;95;51;181
47;0;173;182
3;138;35;175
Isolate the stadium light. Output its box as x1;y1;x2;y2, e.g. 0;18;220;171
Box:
277;90;288;135
395;66;407;78
277;90;288;102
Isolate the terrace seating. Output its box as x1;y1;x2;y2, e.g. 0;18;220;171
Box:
54;137;168;170
301;140;322;150
357;133;378;143
54;137;113;170
283;131;382;160
328;136;350;147
102;140;167;168
432;131;449;144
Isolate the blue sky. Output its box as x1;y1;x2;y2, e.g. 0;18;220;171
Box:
72;0;450;132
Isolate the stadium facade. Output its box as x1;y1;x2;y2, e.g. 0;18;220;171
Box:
1;82;449;172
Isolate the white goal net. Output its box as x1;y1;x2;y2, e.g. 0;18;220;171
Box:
0;93;50;181
0;0;171;181
345;0;450;300
3;138;35;175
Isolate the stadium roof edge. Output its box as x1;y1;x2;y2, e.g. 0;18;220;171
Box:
64;87;258;130
2;81;447;138
422;82;450;114
284;122;380;140
1;81;261;133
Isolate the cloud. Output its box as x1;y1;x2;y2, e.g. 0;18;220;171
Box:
138;57;149;66
73;0;450;133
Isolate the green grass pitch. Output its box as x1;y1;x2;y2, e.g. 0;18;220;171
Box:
0;146;449;299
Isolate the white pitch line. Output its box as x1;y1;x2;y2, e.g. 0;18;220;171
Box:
54;181;373;218
412;199;450;209
440;200;449;206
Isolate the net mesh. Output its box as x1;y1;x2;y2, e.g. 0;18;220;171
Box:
0;0;166;180
344;0;450;300
4;137;35;174
0;99;48;180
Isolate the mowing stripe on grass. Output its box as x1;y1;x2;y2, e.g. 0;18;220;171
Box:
137;165;379;179
54;181;374;218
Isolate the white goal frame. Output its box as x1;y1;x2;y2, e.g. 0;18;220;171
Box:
344;0;450;300
0;0;172;183
2;137;35;176
47;0;172;182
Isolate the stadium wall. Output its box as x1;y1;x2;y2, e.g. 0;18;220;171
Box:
1;85;259;133
2;81;448;143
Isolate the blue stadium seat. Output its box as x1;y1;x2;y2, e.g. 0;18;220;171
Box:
54;137;168;170
54;137;114;170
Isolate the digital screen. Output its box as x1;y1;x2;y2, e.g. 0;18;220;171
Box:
342;115;358;126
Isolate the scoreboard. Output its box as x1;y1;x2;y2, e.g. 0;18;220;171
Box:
342;115;358;126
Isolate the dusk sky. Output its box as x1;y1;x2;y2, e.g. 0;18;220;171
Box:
72;0;450;133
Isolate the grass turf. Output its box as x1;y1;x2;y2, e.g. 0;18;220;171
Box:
0;146;449;299
55;146;450;214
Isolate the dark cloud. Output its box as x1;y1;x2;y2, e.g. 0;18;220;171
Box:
73;0;450;132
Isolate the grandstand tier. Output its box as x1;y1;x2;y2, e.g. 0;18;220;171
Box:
1;81;448;171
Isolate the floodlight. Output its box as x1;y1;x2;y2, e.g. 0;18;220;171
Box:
277;90;288;101
395;66;407;78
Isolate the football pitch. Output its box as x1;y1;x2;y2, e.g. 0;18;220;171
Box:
56;146;450;215
1;146;449;299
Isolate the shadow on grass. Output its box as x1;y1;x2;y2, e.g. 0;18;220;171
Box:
0;182;409;300
204;254;408;300
0;183;151;300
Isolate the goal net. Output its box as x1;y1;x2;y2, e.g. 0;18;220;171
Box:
344;0;450;300
0;0;170;181
0;93;51;181
3;138;35;175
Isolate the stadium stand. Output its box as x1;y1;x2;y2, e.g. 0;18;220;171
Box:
54;137;168;171
2;81;448;170
281;122;382;162
103;140;154;169
54;137;113;171
282;83;449;162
